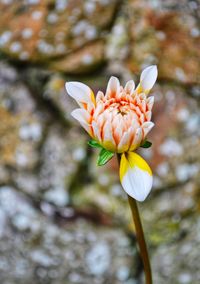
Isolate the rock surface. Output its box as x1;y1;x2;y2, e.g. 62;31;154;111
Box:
128;0;200;84
0;0;118;73
0;186;136;284
0;0;200;283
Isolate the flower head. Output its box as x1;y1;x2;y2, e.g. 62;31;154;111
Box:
66;65;158;201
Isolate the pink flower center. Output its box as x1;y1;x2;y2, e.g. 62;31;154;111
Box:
88;88;153;152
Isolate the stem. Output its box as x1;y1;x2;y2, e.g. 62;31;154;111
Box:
128;195;152;284
117;154;152;284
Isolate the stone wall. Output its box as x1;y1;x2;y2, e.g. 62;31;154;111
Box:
0;0;200;283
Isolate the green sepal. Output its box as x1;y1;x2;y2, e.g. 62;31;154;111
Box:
88;139;102;149
140;140;152;148
97;148;114;166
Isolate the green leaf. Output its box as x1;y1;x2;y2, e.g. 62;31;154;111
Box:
140;140;152;148
97;148;114;166
88;139;102;149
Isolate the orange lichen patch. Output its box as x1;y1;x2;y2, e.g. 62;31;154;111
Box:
146;85;199;171
0;0;118;70
127;0;200;84
148;12;200;84
0;106;19;165
0;2;48;60
49;40;105;74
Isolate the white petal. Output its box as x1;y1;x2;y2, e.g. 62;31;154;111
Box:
125;80;135;95
92;121;102;142
145;111;152;121
114;124;122;139
139;113;145;124
71;109;91;134
93;102;104;120
96;91;104;102
129;127;143;151
142;121;154;136
71;108;90;123
102;120;116;151
119;153;153;202
140;65;158;92
106;76;120;98
122;167;152;201
141;100;146;112
139;93;146;100
147;96;154;110
117;132;130;153
113;116;123;144
65;81;95;108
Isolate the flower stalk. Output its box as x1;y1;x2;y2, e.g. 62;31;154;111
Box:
117;154;152;284
128;195;152;284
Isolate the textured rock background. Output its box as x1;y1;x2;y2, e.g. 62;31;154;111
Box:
0;0;200;283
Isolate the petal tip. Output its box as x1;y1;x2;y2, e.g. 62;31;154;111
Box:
65;81;71;93
140;65;158;92
65;81;76;97
106;76;120;97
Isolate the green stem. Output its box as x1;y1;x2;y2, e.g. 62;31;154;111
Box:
128;195;152;284
117;154;152;284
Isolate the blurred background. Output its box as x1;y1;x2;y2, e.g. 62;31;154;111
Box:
0;0;200;283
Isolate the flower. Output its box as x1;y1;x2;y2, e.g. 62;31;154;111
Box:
66;65;158;201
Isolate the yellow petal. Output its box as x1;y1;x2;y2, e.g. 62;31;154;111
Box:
119;152;153;202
